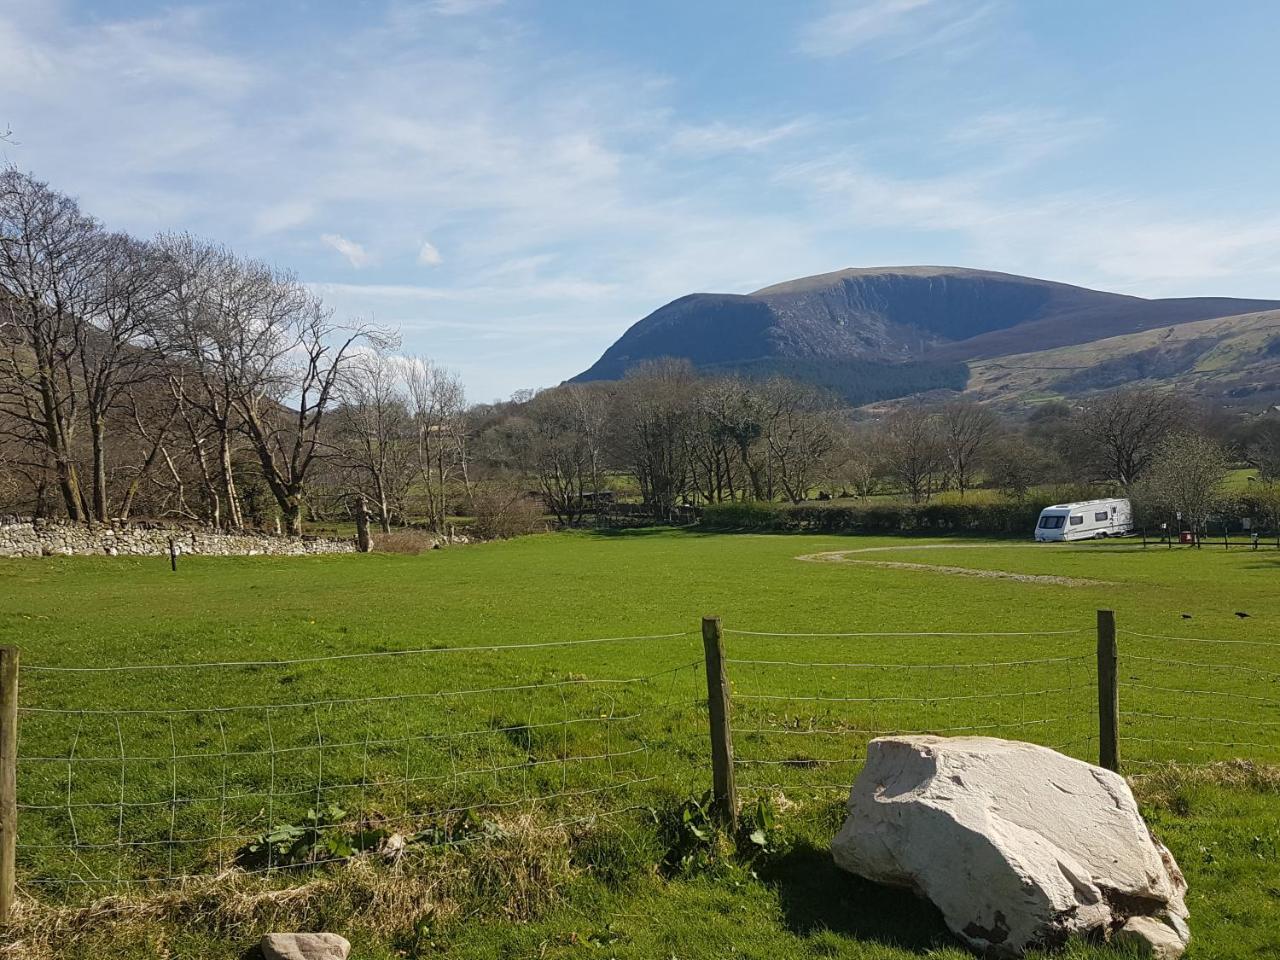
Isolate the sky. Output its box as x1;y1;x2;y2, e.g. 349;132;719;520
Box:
3;0;1280;401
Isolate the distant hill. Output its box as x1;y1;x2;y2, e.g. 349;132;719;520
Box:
571;266;1280;406
966;308;1280;407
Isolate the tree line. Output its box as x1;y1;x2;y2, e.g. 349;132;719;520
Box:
5;166;1279;536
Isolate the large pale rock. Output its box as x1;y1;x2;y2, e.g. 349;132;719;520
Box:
260;932;351;960
831;736;1188;958
1114;915;1190;959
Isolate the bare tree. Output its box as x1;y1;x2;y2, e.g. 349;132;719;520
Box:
715;379;769;500
982;433;1051;501
237;298;383;534
939;399;996;498
879;408;944;504
609;359;695;518
827;426;880;501
562;382;610;498
156;235;380;532
763;379;839;503
406;357;468;532
0;168;103;520
153;234;259;528
512;388;594;524
684;378;738;504
74;233;167;520
1239;415;1280;481
334;348;413;532
1076;389;1186;487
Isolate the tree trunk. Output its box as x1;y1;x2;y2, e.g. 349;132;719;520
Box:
218;429;242;529
282;495;303;536
91;416;109;522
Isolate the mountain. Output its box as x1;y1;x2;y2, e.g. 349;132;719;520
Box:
571;266;1280;405
966;308;1280;406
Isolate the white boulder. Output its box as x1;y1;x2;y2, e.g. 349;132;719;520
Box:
831;735;1188;958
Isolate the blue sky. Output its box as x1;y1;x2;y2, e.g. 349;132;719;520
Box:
3;0;1279;400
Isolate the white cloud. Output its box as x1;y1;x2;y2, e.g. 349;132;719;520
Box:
797;0;934;56
254;200;316;235
417;240;443;265
320;233;373;268
775;151;1280;291
667;119;814;155
4;0;1279;400
426;0;506;15
797;0;997;59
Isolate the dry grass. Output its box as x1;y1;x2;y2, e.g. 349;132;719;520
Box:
1130;759;1280;807
372;528;444;554
1;816;576;960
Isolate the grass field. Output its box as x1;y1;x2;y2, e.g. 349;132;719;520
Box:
1;531;1277;958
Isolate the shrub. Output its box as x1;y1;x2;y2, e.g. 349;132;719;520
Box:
375;529;440;554
699;501;786;531
699;499;1045;537
469;483;546;540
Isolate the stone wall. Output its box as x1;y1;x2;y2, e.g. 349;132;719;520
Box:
0;517;356;559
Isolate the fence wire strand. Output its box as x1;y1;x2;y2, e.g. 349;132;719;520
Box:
15;618;1279;897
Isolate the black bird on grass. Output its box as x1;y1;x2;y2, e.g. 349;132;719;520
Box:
1181;614;1192;619
1235;611;1251;618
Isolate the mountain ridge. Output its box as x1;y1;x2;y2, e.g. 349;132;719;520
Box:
571;266;1280;406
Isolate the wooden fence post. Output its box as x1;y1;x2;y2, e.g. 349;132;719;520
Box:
0;646;18;924
701;616;738;831
1096;610;1119;773
168;537;178;572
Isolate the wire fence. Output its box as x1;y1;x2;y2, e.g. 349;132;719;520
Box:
14;632;705;895
6;613;1279;904
1116;628;1280;767
721;628;1097;806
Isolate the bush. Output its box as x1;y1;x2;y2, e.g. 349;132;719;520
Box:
469;484;546;540
375;529;440;554
699;499;1046;537
699;501;787;531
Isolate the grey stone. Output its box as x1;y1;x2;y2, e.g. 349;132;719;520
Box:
260;932;351;960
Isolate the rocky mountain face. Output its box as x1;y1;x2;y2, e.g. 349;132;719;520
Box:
572;266;1280;406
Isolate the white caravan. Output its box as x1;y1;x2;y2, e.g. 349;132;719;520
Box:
1034;498;1133;542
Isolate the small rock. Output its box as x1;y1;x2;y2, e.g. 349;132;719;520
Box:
260;932;351;960
1114;916;1187;959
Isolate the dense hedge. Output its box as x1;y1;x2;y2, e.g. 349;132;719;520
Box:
700;500;1045;537
702;490;1280;538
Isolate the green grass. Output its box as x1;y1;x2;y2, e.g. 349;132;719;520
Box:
1;531;1278;958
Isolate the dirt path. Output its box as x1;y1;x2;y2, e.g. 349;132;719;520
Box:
797;547;1112;587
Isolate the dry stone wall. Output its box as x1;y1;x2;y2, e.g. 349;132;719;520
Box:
0;517;356;559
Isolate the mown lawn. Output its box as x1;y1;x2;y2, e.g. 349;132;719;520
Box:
0;530;1277;958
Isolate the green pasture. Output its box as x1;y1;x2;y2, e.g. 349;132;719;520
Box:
0;531;1277;958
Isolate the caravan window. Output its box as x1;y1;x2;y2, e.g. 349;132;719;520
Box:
1069;515;1084;526
1038;516;1065;529
1095;511;1109;522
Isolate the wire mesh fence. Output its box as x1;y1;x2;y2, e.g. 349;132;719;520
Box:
6;612;1278;906
720;627;1098;807
13;633;705;895
1116;628;1280;767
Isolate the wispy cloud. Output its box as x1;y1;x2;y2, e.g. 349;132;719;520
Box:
254;200;316;235
667;119;815;155
3;0;1278;400
321;233;373;268
797;0;996;59
425;0;506;15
